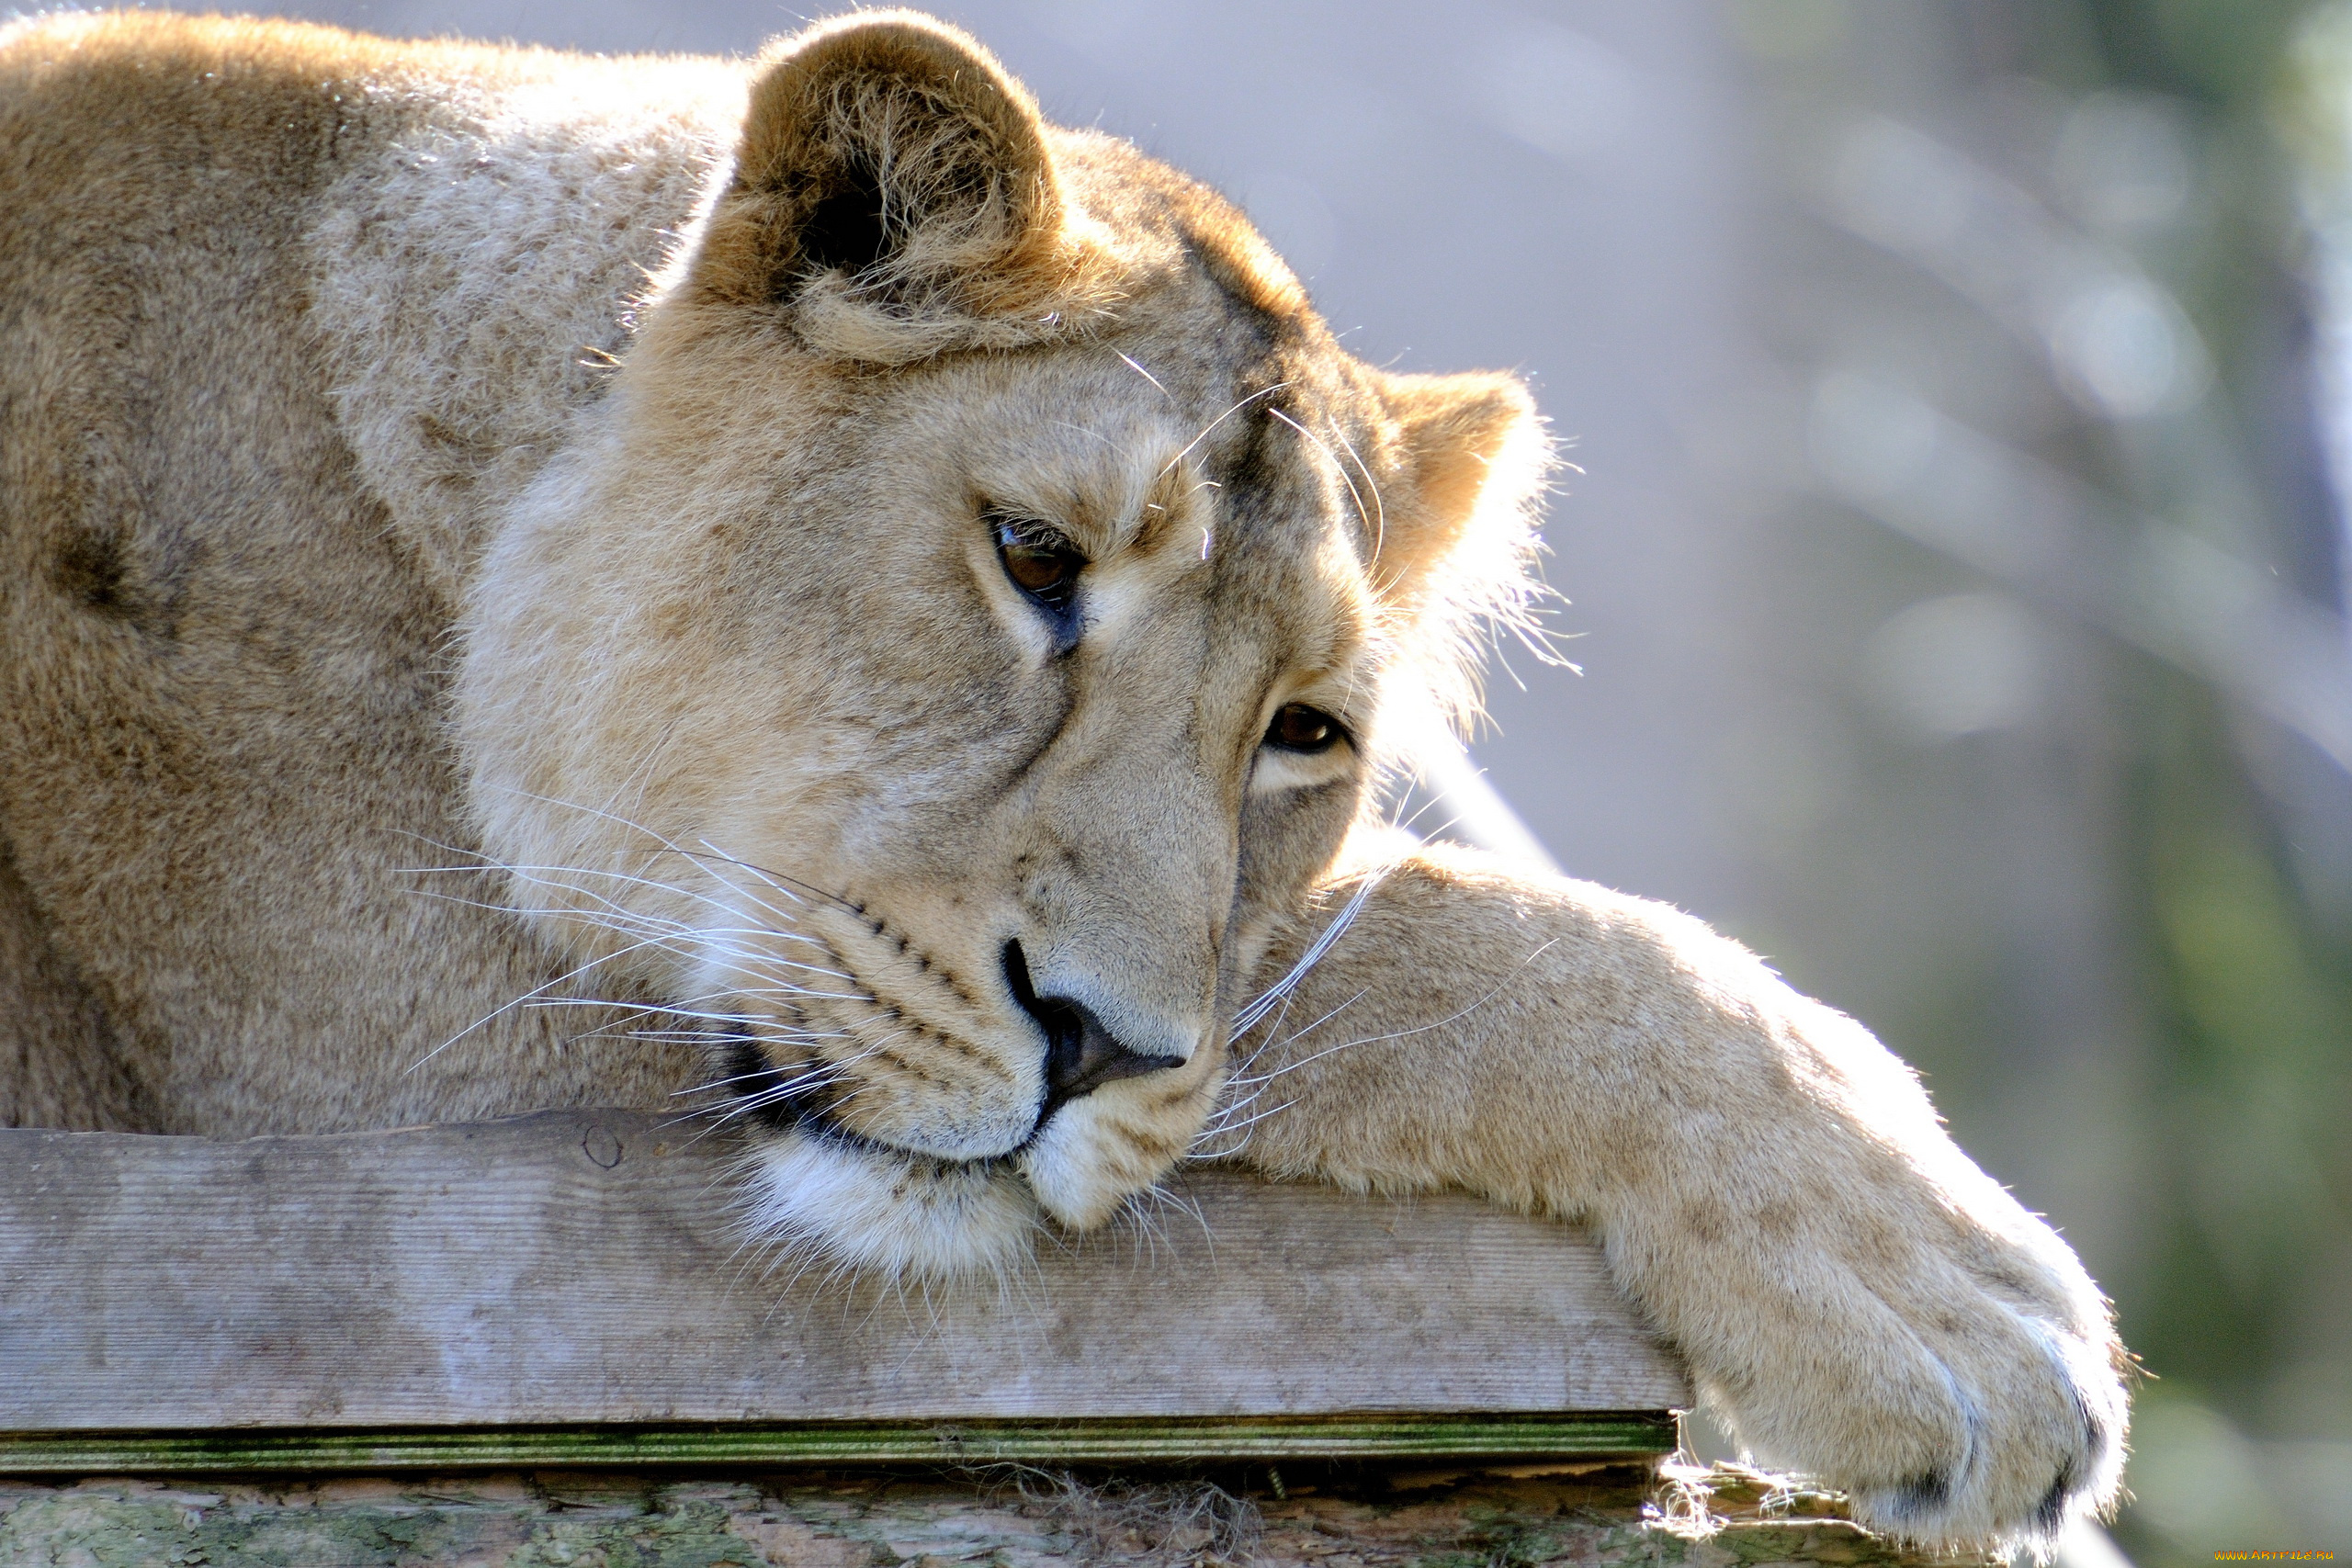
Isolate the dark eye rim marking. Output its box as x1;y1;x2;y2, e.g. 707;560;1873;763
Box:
986;506;1087;649
1265;702;1348;755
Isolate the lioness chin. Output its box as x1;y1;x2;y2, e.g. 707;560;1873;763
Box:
0;7;2123;1551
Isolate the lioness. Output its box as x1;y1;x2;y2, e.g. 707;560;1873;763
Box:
0;8;2123;1551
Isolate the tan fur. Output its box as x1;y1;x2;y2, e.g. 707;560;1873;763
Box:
0;11;2122;1552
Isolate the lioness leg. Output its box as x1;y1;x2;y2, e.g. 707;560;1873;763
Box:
0;830;148;1130
1223;842;2124;1551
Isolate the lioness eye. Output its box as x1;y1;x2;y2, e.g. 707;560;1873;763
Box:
1266;703;1345;753
989;513;1086;619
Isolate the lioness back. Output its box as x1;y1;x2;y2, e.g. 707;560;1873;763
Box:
0;15;718;1131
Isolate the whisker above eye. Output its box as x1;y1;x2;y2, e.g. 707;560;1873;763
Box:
1268;405;1373;547
1114;350;1170;400
1326;417;1387;561
1158;381;1289;481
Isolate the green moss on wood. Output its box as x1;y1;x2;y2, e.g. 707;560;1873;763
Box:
0;1413;1678;1475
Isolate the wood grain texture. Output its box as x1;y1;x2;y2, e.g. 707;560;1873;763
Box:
0;1110;1689;1433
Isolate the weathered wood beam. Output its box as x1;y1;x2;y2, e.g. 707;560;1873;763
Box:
0;1109;1687;1468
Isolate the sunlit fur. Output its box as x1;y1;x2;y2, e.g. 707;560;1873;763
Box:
0;10;2122;1552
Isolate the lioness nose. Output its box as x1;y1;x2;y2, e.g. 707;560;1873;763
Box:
1038;995;1184;1105
1003;942;1184;1110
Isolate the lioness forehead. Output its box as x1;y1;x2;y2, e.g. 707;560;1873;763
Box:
833;136;1388;678
880;351;1375;709
1053;140;1384;599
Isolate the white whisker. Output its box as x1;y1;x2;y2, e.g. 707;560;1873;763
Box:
1229;868;1386;1038
1230;938;1561;1094
1327;418;1387;561
1227;989;1369;1088
1158;382;1289;480
1115;350;1170;400
1268;405;1373;546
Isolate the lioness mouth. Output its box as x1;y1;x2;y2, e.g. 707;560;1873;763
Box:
716;1032;1012;1175
711;937;1188;1164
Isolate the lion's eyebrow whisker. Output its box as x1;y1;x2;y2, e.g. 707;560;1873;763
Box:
1268;405;1374;546
1158;381;1289;480
1327;416;1387;560
1115;350;1170;400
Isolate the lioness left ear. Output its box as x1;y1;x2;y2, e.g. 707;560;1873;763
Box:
687;10;1106;361
1363;370;1551;731
1375;371;1548;603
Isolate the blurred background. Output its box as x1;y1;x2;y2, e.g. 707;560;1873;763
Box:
188;0;2352;1558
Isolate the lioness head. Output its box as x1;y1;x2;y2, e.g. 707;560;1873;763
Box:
456;11;1547;1277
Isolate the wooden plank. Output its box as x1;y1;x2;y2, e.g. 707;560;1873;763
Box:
0;1109;1688;1438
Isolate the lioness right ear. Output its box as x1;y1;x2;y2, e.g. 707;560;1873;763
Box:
687;11;1107;362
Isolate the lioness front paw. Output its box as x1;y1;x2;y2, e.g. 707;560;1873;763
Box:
1694;1237;2123;1553
1627;1009;2129;1553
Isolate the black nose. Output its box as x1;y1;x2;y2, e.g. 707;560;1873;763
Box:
1002;941;1185;1112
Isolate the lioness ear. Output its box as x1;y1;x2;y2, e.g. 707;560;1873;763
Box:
1378;371;1547;595
1374;371;1553;725
689;11;1107;362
